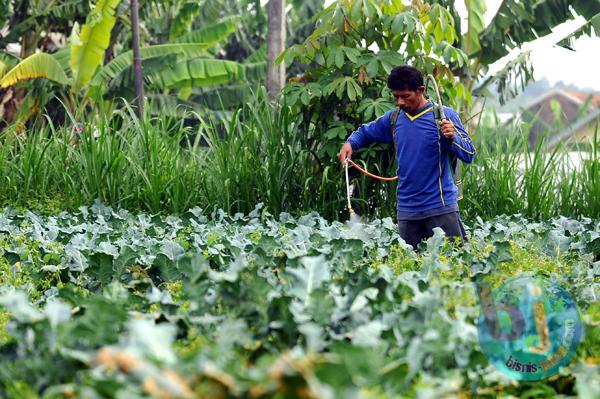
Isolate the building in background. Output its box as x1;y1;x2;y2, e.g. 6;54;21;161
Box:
521;88;600;149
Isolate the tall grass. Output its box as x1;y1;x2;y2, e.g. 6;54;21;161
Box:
195;89;371;218
462;119;600;221
0;91;331;216
0;94;598;221
0;104;206;214
558;130;600;218
196;91;315;216
460;121;522;220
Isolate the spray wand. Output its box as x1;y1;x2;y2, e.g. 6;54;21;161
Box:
344;159;354;215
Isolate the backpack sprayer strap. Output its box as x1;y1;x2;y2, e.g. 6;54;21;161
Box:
390;108;399;154
426;74;463;201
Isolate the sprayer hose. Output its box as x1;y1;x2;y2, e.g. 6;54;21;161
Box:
346;159;398;181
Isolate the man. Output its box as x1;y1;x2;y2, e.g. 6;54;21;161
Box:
337;65;475;249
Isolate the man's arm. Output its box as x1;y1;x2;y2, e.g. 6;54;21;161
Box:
338;110;394;165
345;110;394;151
442;109;476;164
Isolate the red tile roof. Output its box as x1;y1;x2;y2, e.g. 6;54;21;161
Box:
564;91;600;108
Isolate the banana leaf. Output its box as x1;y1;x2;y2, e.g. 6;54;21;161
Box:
149;58;245;89
480;0;600;65
556;13;600;50
244;62;267;81
99;54;180;99
174;16;239;44
89;43;213;89
70;0;122;91
0;53;69;88
244;44;267;64
53;47;72;78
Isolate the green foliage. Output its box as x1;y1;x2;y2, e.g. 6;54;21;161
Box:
197;88;316;216
0;309;12;347
0;1;269;125
0;0;90;55
152;58;245;89
169;1;202;41
69;0;122;91
89;43;214;89
2;18;249;115
173;16;239;44
0;207;598;397
460;0;600;105
558;13;600;50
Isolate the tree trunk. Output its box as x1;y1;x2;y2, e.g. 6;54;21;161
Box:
130;0;144;118
267;0;286;101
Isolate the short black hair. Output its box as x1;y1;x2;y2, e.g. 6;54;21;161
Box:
387;65;423;91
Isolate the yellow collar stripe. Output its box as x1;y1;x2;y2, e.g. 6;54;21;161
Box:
404;107;433;121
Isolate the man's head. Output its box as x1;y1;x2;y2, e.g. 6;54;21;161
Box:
387;65;427;113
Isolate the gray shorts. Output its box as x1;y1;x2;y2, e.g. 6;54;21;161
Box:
397;211;467;249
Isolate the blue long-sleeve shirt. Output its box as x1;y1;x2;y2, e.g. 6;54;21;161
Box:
345;101;475;219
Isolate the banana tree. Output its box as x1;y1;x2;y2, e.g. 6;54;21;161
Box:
0;3;258;125
0;0;92;126
89;17;264;117
0;0;123;124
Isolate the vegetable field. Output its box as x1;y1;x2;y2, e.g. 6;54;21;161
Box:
1;203;598;398
2;0;600;397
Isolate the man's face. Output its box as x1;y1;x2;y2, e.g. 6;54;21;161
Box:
392;87;425;113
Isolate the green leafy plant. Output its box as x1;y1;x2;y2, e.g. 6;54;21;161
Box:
0;205;598;397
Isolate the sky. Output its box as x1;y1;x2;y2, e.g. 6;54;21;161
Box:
322;0;600;91
456;0;600;91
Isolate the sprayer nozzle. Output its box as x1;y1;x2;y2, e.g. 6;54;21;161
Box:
348;207;354;214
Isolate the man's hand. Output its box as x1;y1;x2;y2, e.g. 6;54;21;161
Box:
338;142;353;166
441;119;455;142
